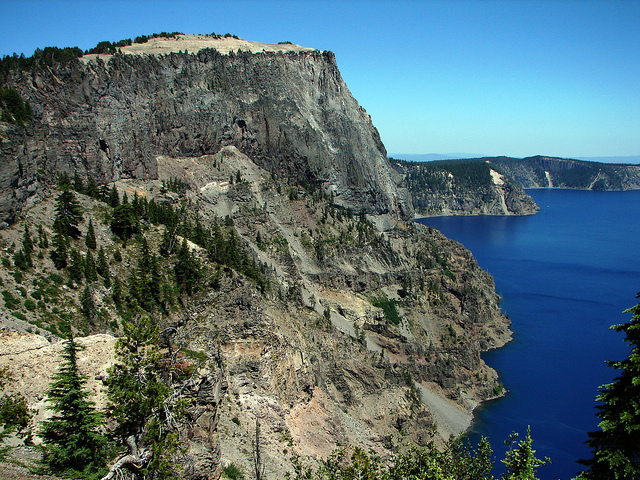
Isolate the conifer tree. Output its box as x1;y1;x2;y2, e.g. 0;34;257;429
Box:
53;190;83;238
106;316;182;479
85;218;97;250
38;224;49;249
579;292;640;479
502;427;547;479
73;171;84;193
96;246;109;277
109;185;120;208
84;250;98;283
80;285;97;321
40;334;107;476
50;231;68;270
67;249;85;286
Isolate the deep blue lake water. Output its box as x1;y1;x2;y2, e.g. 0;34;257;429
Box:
417;189;640;480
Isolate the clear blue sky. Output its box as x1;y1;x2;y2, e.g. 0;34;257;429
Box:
1;0;638;159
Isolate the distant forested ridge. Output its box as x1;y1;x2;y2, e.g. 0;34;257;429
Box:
487;156;640;190
391;157;539;217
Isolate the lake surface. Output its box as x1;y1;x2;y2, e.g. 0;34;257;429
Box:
417;189;640;479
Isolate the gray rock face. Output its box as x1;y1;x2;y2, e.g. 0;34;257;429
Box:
0;48;412;223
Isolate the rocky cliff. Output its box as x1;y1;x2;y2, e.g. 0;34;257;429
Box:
0;35;411;225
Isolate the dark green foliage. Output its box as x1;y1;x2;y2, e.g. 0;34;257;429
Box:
111;277;124;311
53;190;83;239
0;367;32;448
84;219;96;250
0;46;82;83
579;292;640;479
502;427;548;479
106;316;182;478
0;87;32;125
67;249;84;286
223;463;245;479
96;247;109;277
110;203;139;240
38;224;49;249
372;297;401;325
39;335;108;476
108;185;120;208
80;285;96;320
112;247;122;262
50;231;68;269
84;250;98;283
174;239;201;295
161;177;190;194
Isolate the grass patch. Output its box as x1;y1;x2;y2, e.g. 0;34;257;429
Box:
371;296;401;325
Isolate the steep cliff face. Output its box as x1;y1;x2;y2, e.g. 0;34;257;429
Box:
0;36;412;224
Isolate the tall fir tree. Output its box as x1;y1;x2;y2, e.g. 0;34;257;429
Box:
39;334;107;476
50;231;68;270
53;190;83;239
85;218;97;250
84;250;98;283
579;292;640;479
67;249;84;286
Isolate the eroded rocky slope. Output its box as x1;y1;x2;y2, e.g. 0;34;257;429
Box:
0;147;510;478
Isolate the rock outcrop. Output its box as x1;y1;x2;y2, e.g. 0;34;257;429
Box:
0;35;412;225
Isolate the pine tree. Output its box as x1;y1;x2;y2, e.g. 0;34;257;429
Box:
84;250;98;283
96;246;109;277
109;184;120;208
579;292;640;479
38;224;49;249
40;334;107;475
106;316;181;478
73;171;84;193
53;190;83;238
67;249;85;286
50;231;68;270
85;218;97;250
80;285;97;321
502;426;548;479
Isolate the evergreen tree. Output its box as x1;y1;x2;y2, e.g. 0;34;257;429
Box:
84;250;98;283
53;190;83;238
80;285;96;321
38;224;49;249
579;292;640;479
111;276;123;311
73;171;84;193
113;247;122;263
174;238;200;295
50;231;68;270
106;316;182;479
40;334;107;476
67;249;84;286
502;427;547;480
22;224;33;258
85;218;97;250
110;203;138;240
85;176;99;199
109;184;120;208
96;246;109;277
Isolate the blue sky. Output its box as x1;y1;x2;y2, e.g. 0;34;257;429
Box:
1;0;638;159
